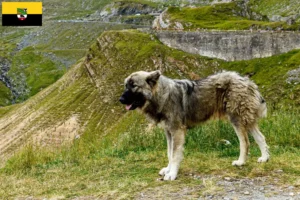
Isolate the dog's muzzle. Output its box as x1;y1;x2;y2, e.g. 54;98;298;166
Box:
119;96;126;104
119;90;146;111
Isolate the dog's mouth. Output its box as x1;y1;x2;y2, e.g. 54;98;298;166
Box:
125;102;142;110
120;91;146;111
126;104;133;110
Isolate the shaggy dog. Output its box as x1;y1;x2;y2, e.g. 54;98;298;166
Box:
119;70;269;180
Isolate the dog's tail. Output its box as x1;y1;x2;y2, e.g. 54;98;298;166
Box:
258;96;267;118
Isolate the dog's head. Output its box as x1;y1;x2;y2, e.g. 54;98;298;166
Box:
119;70;161;110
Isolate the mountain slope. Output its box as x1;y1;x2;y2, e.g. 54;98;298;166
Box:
0;81;12;106
160;2;299;30
0;0;148;104
0;29;221;163
1;29;300;164
1;0;299;105
250;0;300;22
0;30;300;199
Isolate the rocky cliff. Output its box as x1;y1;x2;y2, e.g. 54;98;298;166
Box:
156;30;300;61
89;1;163;25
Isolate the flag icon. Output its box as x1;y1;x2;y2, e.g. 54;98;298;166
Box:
17;8;28;21
2;2;42;26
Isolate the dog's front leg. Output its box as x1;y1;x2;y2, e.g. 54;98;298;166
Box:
159;130;172;176
163;128;185;181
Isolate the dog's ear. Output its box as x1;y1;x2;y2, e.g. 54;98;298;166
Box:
146;70;161;88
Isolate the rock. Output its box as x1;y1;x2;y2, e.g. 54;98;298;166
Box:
235;0;266;21
224;177;231;181
155;9;170;29
93;2;163;23
221;139;231;146
288;186;294;190
244;191;250;195
174;22;184;30
156;31;300;61
270;15;282;22
286;68;300;84
75;135;80;139
286;18;296;25
289;192;294;196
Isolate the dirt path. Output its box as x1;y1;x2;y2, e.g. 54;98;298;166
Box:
136;175;300;200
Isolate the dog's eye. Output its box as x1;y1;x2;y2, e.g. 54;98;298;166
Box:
128;80;137;88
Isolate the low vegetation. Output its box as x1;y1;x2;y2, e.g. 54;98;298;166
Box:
166;2;300;30
0;82;12;107
0;22;134;103
1;109;300;198
2;0;299;105
250;0;300;22
0;30;299;198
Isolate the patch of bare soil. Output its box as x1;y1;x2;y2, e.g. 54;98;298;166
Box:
33;115;80;146
0;110;44;160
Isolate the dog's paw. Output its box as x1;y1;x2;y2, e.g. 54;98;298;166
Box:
232;160;245;166
257;156;269;163
163;172;177;181
159;167;170;176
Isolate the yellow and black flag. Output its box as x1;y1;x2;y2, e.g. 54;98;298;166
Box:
2;2;42;26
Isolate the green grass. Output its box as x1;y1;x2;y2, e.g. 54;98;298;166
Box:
250;0;300;22
1;22;134;103
2;0;298;106
166;2;300;30
0;81;12;107
1;109;300;198
8;47;67;102
0;104;19;118
1;30;300;198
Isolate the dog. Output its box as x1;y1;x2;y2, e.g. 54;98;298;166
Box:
119;70;269;180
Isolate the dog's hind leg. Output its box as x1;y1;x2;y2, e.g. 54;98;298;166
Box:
249;124;270;163
163;128;185;181
231;125;250;166
159;130;172;176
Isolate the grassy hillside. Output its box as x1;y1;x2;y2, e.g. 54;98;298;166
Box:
0;82;12;106
164;2;300;30
0;27;30;104
0;0;150;104
2;0;299;105
0;30;300;198
5;22;132;102
250;0;300;22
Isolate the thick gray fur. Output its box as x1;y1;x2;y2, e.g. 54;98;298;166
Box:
124;70;269;180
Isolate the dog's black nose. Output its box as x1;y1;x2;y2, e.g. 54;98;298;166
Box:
119;96;126;104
